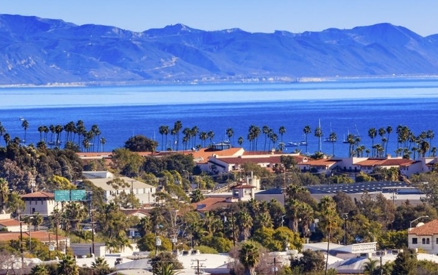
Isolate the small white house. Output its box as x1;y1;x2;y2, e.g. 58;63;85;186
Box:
21;192;56;217
408;219;438;254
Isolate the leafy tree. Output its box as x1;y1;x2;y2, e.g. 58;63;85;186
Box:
150;252;183;275
290;249;325;273
30;264;48;275
378;230;408;250
391;249;417;275
190;189;204;203
124;134;158;152
0;178;9;212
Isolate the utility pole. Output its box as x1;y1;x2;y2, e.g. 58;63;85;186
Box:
191;259;206;274
270;257;278;275
19;214;24;271
88;191;95;255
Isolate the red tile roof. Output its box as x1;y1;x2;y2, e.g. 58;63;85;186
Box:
409;220;438;236
191;197;231;212
0;231;66;242
0;219;20;227
21;192;55;199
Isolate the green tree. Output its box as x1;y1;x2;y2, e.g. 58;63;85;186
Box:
0;178;9;212
58;255;79;275
363;258;380;275
290;249;325;273
303;125;311;153
151;252;183;275
30;264;48;275
391;249;417;275
239;241;260;275
91;257;111;275
124;134;158;152
190;189;204;203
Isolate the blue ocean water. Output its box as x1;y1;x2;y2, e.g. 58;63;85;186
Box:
1;79;438;157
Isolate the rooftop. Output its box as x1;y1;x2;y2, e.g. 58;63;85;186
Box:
21;192;55;199
409;219;438;236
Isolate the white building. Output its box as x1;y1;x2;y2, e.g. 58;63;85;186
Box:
83;171;156;205
21;192;56;217
408;219;438;254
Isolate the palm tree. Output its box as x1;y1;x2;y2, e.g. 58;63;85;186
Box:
303;125;311;153
314;123;323;152
363;258;379;275
226;128;234;145
238;136;244;147
21;119;28;143
279;126;286;143
31;212;43;231
30;264;48;275
237;211;253;241
318;196;340;275
58;255;79;275
191;126;199;148
173;121;183;151
190;189;204;203
427;130;435;156
0;178;9;212
100;137;106;152
0;122;5;146
207;131;215;146
329;131;337;156
3;133;10;146
385;126;393;155
262;125;270;151
199;132;208;148
368;128;377;156
91;257;110;275
239;242;260;275
420;140;430;158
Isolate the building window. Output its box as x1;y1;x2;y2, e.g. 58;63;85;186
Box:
427;238;430;244
412;238;417;244
436;238;438;245
422;238;426;244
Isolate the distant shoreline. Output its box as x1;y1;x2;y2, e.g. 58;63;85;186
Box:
1;74;438;89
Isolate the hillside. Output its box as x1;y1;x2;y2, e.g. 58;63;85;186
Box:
1;14;438;86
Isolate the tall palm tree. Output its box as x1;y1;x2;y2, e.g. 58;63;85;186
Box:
368;128;377;156
238;136;244;147
262;125;270;151
303;125;311;153
314;123;323;152
207;130;215;146
427;130;435;156
91;257;110;275
100;137;106;152
159;125;167;151
31;212;44;231
318;196;339;275
329;131;337;156
237;211;253;241
0;178;9;212
226;128;234;145
173;121;183;151
279;126;286;143
385;125;393;155
0;122;5;146
199;131;208;148
191;126;199;148
21;119;28;143
239;242;260;275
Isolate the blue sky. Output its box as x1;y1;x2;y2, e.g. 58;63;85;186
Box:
1;0;437;36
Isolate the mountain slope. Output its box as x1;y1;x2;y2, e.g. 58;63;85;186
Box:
1;15;438;86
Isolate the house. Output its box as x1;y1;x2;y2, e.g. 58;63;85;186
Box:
20;192;56;217
0;231;69;249
83;171;156;205
297;157;340;175
0;218;21;232
408;219;438;254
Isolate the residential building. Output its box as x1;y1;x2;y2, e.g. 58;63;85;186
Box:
408;219;438;254
0;218;21;232
83;171;156;205
21;192;56;216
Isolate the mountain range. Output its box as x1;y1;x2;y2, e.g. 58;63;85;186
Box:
1;14;438;86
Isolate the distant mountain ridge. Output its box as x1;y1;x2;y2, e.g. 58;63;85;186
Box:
1;14;438;86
